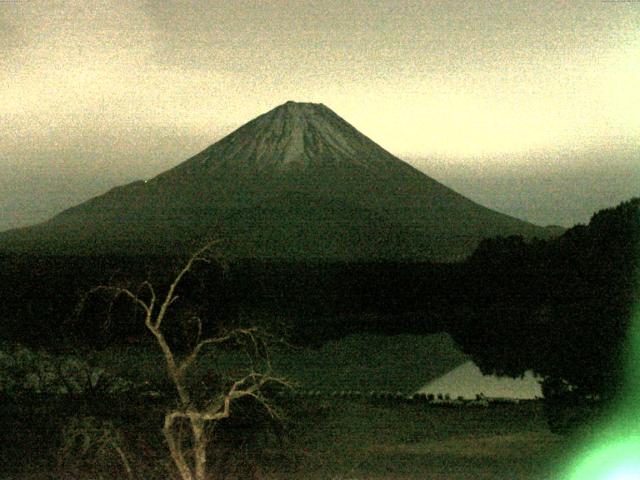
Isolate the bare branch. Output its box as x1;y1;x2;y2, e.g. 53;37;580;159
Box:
137;280;157;314
177;334;231;377
176;326;258;377
155;239;221;330
194;316;202;345
78;239;290;480
87;285;152;318
205;370;289;418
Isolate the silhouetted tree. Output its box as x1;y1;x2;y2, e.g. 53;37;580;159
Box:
451;198;640;406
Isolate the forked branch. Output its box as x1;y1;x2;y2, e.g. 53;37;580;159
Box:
79;239;288;480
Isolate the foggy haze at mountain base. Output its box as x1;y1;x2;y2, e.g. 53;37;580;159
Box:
413;145;640;228
3;139;637;233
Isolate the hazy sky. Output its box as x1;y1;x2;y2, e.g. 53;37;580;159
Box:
1;1;639;231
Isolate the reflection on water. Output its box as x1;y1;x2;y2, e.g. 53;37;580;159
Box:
417;360;542;400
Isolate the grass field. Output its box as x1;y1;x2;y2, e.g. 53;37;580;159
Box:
280;400;570;480
1;336;580;479
1;395;572;479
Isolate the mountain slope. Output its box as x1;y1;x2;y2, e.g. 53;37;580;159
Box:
0;101;558;260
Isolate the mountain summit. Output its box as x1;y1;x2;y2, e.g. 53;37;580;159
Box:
162;101;410;175
0;101;558;260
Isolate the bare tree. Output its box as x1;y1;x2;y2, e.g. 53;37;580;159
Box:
85;240;289;480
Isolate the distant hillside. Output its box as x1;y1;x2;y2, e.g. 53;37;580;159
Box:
0;101;559;260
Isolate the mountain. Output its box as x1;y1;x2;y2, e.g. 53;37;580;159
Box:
0;101;559;260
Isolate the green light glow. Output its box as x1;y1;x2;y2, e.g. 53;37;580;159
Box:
563;436;640;480
561;257;640;479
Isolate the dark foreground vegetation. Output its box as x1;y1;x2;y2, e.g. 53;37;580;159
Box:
2;199;638;396
0;198;637;478
1;376;566;480
453;198;639;404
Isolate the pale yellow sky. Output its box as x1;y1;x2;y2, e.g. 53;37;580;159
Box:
1;0;639;230
2;1;639;157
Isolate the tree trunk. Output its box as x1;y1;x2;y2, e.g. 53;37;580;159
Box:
164;414;194;480
192;416;208;480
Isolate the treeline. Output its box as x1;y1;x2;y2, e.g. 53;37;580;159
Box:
1;198;638;402
0;253;461;349
449;197;639;402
